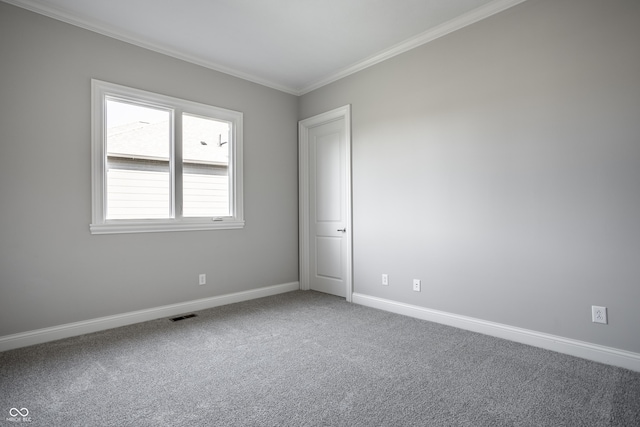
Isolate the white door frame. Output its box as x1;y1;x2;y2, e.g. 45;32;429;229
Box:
299;105;352;302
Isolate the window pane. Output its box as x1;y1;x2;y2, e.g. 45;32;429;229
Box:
106;99;171;219
182;113;230;217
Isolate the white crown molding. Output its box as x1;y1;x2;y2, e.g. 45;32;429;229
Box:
298;0;528;95
0;282;299;352
0;0;299;95
352;293;640;373
4;0;527;96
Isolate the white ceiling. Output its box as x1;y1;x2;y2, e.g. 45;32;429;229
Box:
5;0;526;95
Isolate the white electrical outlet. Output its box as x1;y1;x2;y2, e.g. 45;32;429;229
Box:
413;279;421;292
199;274;206;286
382;274;389;286
592;306;607;324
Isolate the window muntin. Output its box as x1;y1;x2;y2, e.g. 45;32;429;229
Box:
91;80;243;234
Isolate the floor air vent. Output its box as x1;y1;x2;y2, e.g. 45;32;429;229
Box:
170;313;197;322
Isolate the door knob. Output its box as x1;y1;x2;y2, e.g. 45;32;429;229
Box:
337;228;346;232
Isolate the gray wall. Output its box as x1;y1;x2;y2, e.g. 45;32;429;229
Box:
0;3;299;336
2;0;639;356
300;0;640;353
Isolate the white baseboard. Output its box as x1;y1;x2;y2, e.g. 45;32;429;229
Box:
0;282;300;352
352;292;640;373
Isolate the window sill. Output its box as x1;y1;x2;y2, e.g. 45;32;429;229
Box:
90;218;245;235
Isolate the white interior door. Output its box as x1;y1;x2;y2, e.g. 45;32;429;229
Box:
299;106;352;300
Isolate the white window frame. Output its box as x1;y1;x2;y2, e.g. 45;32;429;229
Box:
90;79;244;234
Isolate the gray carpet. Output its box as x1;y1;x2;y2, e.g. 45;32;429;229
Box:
1;291;639;426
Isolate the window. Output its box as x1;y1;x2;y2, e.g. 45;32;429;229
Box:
91;80;243;234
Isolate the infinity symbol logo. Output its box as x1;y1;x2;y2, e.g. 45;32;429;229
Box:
9;408;29;417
